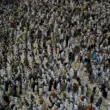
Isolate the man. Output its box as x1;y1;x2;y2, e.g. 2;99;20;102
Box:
90;94;94;104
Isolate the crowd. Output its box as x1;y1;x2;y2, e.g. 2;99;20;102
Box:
0;0;110;110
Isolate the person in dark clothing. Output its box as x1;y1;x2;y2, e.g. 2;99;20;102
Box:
3;94;9;104
69;52;72;61
90;94;94;104
74;70;77;79
79;54;82;62
54;80;57;90
66;35;69;47
96;97;102;109
71;52;75;62
31;82;35;92
13;85;17;96
48;78;53;91
93;86;96;94
98;97;102;105
103;90;107;99
77;77;81;85
5;81;9;92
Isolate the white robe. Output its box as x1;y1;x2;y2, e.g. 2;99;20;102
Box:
69;102;73;110
57;83;60;92
83;98;88;106
60;104;64;110
7;65;11;78
74;93;78;103
78;86;81;97
69;68;74;78
34;85;37;92
64;99;69;108
69;92;73;101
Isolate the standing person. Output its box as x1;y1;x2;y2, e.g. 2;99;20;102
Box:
66;35;69;47
84;74;89;86
92;85;97;95
71;50;75;62
48;78;53;91
98;97;102;107
69;51;72;61
57;82;61;93
42;101;47;110
83;97;88;110
53;80;57;90
95;97;102;109
103;87;108;99
90;94;94;104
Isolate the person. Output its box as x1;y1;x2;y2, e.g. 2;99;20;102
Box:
90;94;94;104
84;74;89;86
49;78;53;91
103;88;108;99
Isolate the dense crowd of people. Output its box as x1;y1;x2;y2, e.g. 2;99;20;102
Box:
0;0;110;110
